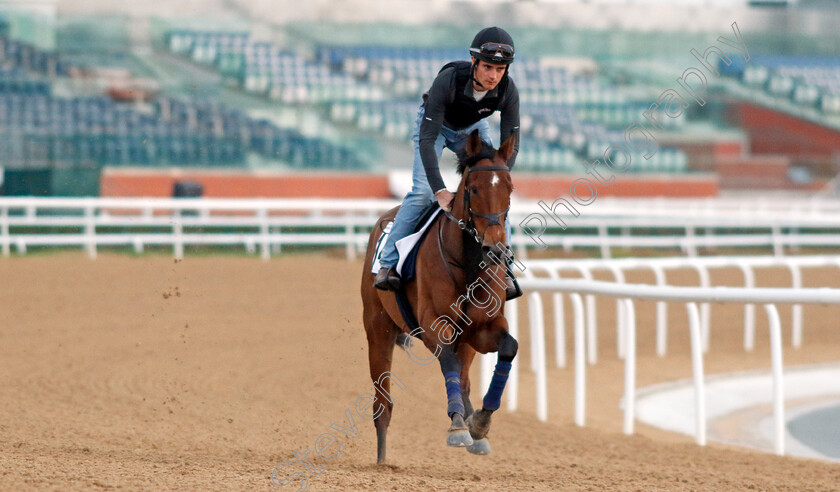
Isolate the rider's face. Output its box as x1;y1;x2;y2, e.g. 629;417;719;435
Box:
471;58;507;91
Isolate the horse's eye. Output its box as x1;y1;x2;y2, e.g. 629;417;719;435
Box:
470;188;478;194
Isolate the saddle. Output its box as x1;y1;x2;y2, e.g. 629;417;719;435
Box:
373;203;442;333
371;203;441;281
397;205;441;282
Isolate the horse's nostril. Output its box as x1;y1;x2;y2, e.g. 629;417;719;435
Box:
481;245;491;254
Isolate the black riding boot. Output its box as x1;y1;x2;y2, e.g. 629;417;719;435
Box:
374;267;401;291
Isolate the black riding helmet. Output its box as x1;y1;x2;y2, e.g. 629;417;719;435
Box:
468;27;514;91
469;26;515;65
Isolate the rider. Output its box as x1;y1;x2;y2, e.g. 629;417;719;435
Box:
374;26;521;299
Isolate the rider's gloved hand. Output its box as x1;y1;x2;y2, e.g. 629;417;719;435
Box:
435;189;455;212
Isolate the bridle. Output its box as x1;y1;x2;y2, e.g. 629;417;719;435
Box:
438;163;511;286
443;164;511;244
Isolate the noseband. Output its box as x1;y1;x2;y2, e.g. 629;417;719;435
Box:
443;165;511;243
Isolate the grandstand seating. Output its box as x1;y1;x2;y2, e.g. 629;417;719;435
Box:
0;91;364;169
319;45;688;172
0;32;364;172
726;55;840;115
164;30;690;174
0;35;71;78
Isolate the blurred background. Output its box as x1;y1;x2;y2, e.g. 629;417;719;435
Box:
0;0;839;199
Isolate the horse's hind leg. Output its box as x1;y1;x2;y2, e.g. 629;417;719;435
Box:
364;311;400;464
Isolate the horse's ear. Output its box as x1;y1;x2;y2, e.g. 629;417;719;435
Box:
498;134;517;163
465;129;483;156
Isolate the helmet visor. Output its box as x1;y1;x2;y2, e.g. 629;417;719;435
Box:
471;42;514;63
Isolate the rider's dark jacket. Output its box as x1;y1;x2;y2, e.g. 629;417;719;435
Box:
419;60;520;193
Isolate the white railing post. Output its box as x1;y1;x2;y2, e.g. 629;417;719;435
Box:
691;264;711;352
786;261;803;348
527;288;548;422
622;298;636;435
572;266;598;365
598;224;609;258
521;268;540;373
275;222;283;255
1;206;9;257
258;207;270;261
505;300;519;412
172;208;184;260
608;266;627;359
652;265;668;357
686;302;706;446
133;238;144;255
545;268;566;368
684;226;697;257
764;303;785;456
772;225;783;256
84;205;97;259
738;264;756;351
571;293;586;427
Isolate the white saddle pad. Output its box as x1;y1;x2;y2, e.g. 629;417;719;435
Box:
371;208;442;275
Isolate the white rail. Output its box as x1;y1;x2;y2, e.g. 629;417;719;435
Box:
501;277;840;456
0;197;398;260
4;197;840;260
520;255;840;365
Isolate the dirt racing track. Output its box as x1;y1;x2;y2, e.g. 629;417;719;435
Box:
1;253;840;491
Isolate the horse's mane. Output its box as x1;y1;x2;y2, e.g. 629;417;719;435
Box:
455;142;497;175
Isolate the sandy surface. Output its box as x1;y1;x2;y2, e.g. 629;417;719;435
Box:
1;252;839;491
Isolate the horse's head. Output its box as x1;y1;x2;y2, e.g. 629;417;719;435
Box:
455;130;516;261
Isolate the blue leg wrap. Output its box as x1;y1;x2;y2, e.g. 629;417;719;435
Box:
482;360;512;411
444;371;465;418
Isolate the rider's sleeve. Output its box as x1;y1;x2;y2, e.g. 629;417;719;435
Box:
418;68;456;194
499;79;520;170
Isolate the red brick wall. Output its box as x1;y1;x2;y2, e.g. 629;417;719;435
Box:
730;102;840;158
101;170;393;198
101;169;718;199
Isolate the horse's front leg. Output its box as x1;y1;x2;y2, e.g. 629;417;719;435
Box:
468;322;518;445
456;343;477;420
437;343;474;447
457;343;494;455
416;310;472;447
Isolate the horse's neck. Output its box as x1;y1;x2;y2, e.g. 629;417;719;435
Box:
444;184;468;267
449;180;483;285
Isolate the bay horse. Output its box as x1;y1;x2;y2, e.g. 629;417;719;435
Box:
360;130;519;464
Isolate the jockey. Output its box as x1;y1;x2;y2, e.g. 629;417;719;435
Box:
374;26;521;299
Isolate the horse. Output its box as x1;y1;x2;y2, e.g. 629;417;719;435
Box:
360;130;520;464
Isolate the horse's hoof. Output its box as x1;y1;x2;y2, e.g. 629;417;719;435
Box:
466;438;491;455
446;429;474;447
466;408;492;440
